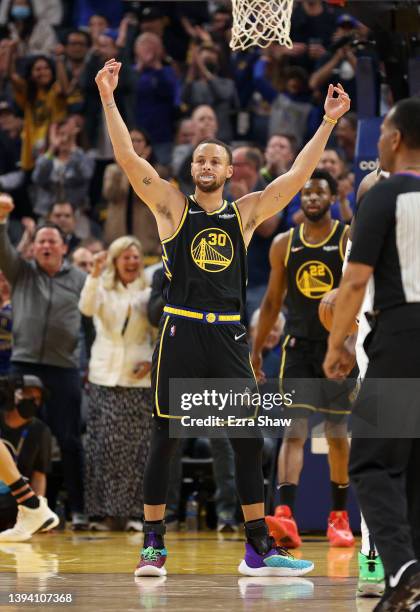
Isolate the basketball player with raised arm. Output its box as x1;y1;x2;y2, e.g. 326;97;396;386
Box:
95;58;350;577
251;170;353;550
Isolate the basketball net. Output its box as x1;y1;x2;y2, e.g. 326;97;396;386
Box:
230;0;294;51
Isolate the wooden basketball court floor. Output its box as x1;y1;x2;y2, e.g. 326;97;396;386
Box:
0;531;381;612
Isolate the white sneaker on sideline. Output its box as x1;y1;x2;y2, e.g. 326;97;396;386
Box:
0;497;59;542
125;519;143;532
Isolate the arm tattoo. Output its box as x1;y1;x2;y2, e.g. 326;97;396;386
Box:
105;102;116;109
143;177;152;185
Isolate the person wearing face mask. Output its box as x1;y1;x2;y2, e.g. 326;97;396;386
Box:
5;0;57;57
0;374;57;539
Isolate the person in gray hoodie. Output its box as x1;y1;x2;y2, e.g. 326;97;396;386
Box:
0;193;87;529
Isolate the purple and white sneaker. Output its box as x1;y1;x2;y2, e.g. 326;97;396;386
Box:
238;544;314;577
134;536;168;577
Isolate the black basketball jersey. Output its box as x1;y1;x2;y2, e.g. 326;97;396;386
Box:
161;195;247;315
284;220;348;340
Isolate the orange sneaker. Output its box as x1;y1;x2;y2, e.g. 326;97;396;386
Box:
327;511;355;547
265;506;302;549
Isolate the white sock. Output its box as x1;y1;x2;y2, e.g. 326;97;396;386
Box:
360;512;378;556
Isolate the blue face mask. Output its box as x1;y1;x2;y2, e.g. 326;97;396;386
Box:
11;5;32;20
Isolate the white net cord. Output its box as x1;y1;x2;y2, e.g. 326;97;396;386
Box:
230;0;294;51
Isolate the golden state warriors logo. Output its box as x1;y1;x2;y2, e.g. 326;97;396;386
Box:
296;260;333;299
191;228;233;273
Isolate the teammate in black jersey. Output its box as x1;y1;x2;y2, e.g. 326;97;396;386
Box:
95;57;350;578
252;170;354;550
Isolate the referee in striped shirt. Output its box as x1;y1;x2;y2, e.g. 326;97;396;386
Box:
324;97;420;611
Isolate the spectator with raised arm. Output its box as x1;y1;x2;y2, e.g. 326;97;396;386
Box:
31;120;94;217
133;32;179;166
54;29;91;115
0;194;87;530
182;42;239;142
79;237;154;531
8;52;67;171
4;0;57;58
79;28;135;206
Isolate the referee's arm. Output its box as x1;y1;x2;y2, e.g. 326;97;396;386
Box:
324;181;393;378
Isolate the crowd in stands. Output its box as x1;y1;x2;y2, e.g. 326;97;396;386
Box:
0;0;381;532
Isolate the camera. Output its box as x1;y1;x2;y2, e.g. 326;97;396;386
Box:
330;34;376;54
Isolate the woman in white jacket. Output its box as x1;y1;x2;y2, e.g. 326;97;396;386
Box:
79;236;153;531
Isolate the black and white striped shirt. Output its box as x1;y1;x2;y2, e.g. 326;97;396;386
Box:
350;173;420;312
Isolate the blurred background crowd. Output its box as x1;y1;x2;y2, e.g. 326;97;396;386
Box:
0;0;412;534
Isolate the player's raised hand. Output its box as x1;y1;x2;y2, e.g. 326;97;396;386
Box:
95;59;122;99
324;83;351;121
0;193;14;220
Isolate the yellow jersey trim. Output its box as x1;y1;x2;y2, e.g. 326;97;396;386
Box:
190;195;227;215
299;220;339;248
284;230;294;267
339;225;349;261
161;199;188;245
161;243;172;280
232;200;247;252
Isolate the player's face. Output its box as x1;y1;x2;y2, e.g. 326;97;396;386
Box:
378;113;398;173
191;144;233;192
301;179;332;221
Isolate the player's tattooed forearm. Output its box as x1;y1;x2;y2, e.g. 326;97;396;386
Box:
274;193;283;202
105;102;116;109
143;177;152;185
